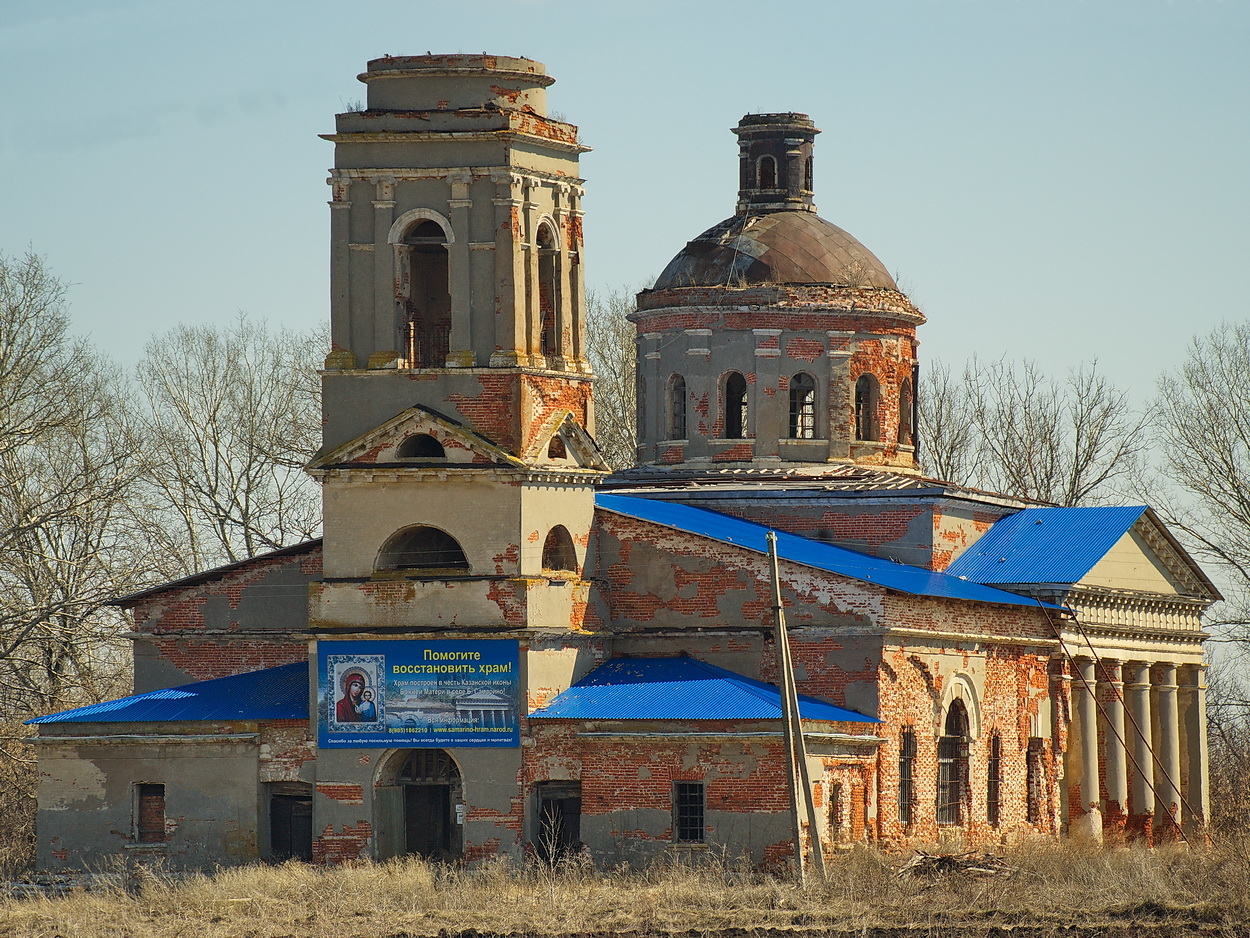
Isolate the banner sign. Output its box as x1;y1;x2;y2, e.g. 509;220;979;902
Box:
317;639;520;748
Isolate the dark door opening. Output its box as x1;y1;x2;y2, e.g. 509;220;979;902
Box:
405;785;451;858
270;792;313;861
535;781;582;862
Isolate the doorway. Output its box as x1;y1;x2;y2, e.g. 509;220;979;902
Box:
377;749;463;861
535;781;582;862
268;782;313;861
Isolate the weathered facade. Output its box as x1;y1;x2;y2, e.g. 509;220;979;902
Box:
30;54;1215;872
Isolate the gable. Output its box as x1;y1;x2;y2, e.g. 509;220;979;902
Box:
524;410;610;471
307;404;524;470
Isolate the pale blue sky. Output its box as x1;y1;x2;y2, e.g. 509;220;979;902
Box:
1;0;1246;398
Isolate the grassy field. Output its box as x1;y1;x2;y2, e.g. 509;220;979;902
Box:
1;838;1247;938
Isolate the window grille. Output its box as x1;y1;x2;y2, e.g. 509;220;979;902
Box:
987;732;1002;827
899;728;916;826
789;373;816;439
672;782;705;843
1026;738;1046;824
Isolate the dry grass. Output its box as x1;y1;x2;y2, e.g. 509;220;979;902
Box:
2;838;1249;938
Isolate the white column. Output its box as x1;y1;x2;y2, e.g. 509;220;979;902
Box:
1101;660;1129;828
447;169;474;367
371;177;397;361
489;173;524;366
1124;660;1155;835
1153;663;1182;840
1179;664;1210;838
1071;657;1102;839
328;175;354;360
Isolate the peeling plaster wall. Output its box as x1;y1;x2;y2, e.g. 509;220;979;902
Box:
35;725;262;871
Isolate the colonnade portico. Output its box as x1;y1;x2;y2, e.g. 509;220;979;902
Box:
1064;655;1207;841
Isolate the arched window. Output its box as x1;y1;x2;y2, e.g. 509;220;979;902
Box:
724;372;748;439
937;699;970;826
537;224;559;359
376;525;469;573
788;372;816;439
397;433;445;459
757;155;777;189
401;220;451;368
541;525;578;573
854;373;880;442
898;727;917;827
987;731;1002;827
547;435;566;459
668;374;687;440
898;377;914;446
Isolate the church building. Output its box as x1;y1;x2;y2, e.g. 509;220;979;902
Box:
29;54;1215;871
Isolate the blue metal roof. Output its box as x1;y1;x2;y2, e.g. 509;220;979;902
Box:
529;655;879;723
28;662;309;724
596;493;1057;609
945;506;1148;585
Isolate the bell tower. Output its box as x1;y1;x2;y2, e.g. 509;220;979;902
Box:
309;55;606;636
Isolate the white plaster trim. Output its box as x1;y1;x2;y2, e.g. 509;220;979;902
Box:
937;672;982;740
387;207;455;245
28;734;259;745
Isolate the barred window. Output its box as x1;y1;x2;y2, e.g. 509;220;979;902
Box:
937;700;969;826
899;727;917;827
987;732;1002;827
1026;737;1046;824
788;372;816;439
672;782;705;843
828;781;844;841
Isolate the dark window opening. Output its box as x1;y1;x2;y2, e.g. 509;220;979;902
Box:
541;525;578;573
898;378;914;446
899;728;916;827
535;781;582;863
724;372;748;439
757;155;777;189
668;374;687;439
400;220;451;368
987;732;1002;828
1026;737;1046;824
804;156;813;192
269;784;313;861
538;225;559;359
789;372;817;439
547;435;567;459
673;781;705;843
397;433;445;459
854;374;880;442
937;700;970;826
377;526;469;573
136;783;166;843
829;781;844;842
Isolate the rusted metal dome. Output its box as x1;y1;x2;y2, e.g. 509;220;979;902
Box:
651;211;898;291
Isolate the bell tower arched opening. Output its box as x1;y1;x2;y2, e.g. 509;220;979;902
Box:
537;223;560;361
400;220;451;368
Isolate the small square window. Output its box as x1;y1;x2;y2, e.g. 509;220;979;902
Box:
672;782;705;843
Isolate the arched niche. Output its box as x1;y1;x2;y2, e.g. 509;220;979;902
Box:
397;433;445;459
376;525;470;573
536;221;560;359
541;525;578;574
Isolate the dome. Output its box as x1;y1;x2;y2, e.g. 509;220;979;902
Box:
652;211;898;291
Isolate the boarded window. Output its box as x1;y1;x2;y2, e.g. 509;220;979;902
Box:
789;372;817;439
136;783;166;843
898;728;916;827
724;372;748;439
1026;737;1046;824
672;781;705;843
377;526;469;572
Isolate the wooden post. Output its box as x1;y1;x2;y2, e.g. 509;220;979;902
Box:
768;532;824;880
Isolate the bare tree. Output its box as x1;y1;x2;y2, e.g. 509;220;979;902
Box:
919;357;1149;506
1149;321;1250;622
135;314;324;575
0;253;148;716
584;286;639;470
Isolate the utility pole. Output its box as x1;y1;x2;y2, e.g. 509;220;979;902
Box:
768;531;825;881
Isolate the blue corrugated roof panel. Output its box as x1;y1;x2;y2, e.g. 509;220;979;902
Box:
596;493;1058;609
945;506;1147;585
530;655;879;723
28;662;309;724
